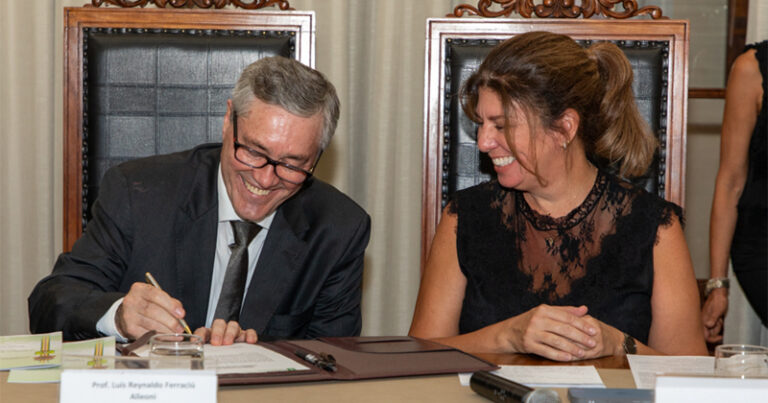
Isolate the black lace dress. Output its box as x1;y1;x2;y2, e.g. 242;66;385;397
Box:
451;171;682;344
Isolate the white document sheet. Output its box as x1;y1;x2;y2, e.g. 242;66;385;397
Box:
132;342;310;375
203;343;309;374
492;365;604;388
459;365;604;388
627;354;715;389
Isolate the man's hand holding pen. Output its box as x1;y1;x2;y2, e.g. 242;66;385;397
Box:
116;281;190;340
116;273;258;345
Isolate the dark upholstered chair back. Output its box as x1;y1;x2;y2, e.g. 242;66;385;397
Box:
63;7;315;251
422;19;689;268
445;40;665;195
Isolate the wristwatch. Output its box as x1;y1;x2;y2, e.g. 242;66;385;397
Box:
704;277;730;297
622;332;637;355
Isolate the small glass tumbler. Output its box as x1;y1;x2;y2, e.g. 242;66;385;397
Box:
714;344;768;378
149;333;205;370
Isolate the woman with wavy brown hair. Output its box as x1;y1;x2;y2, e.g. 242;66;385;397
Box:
409;31;707;361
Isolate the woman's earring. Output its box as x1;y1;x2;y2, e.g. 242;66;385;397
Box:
562;142;568;150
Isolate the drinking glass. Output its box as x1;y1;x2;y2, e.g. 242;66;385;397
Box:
149;333;204;370
714;344;768;378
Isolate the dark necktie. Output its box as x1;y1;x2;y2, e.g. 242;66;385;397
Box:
213;220;261;322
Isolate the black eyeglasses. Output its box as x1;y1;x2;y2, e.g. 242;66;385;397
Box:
232;111;321;185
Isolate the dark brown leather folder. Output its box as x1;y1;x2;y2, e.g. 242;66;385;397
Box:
217;336;498;385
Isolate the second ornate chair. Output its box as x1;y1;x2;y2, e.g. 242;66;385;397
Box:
421;2;689;267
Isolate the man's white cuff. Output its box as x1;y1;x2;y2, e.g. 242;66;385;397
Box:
96;297;129;343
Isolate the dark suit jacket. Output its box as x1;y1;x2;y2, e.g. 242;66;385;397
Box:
29;144;371;341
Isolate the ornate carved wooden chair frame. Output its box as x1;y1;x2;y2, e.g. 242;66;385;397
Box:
63;4;314;251
421;2;689;268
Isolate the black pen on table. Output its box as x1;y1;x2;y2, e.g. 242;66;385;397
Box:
295;349;337;372
144;272;193;335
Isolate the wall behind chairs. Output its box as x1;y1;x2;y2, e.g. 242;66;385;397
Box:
289;0;466;336
0;0;464;336
0;1;61;337
747;0;768;41
1;0;763;337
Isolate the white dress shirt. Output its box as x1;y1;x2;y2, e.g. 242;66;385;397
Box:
97;163;273;340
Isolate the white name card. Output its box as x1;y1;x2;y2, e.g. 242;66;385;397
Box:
656;375;768;403
60;369;217;403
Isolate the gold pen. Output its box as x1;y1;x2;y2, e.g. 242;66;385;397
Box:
144;272;193;335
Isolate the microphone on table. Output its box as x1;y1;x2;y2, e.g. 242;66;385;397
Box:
470;371;561;403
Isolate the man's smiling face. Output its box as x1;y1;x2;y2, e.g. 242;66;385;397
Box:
221;97;323;222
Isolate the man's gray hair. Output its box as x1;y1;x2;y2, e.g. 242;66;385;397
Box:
231;56;340;150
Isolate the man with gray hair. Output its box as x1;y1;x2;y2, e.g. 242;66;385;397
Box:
29;57;371;344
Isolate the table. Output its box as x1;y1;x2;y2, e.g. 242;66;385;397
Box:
1;355;636;402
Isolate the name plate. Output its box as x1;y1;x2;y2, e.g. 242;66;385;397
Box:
656;375;768;403
60;369;217;403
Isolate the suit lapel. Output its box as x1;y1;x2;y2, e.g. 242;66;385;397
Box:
238;195;310;333
173;150;219;330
